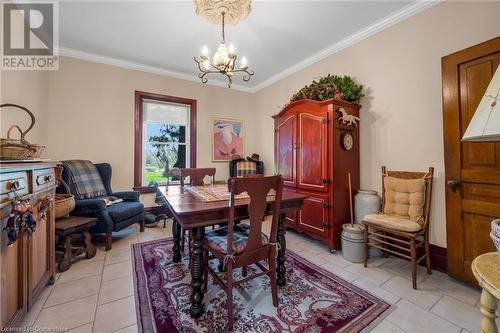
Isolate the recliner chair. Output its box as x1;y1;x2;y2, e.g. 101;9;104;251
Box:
59;160;145;250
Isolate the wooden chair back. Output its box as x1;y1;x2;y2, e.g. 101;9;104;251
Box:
179;168;216;186
381;166;434;231
226;175;283;256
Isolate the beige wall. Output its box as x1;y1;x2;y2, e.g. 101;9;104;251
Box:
45;57;258;190
1;70;49;148
254;1;500;247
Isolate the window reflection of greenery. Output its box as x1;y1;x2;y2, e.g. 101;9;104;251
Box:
145;124;187;185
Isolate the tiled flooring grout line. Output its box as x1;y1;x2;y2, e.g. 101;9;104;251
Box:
68;321;94;332
98;294;135;307
428;293;444;311
41;292;100;310
91;250;108;333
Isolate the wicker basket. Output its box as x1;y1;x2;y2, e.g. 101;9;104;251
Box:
54;180;75;219
0;104;45;160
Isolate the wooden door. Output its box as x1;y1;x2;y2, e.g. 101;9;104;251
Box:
442;37;500;284
297;109;329;192
275;112;296;187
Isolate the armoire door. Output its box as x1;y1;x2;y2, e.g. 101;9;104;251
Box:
275;112;296;187
442;37;500;285
298;192;330;237
297;110;329;192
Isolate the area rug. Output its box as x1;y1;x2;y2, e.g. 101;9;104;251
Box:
132;238;391;333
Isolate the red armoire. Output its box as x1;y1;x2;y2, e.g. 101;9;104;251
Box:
273;99;361;251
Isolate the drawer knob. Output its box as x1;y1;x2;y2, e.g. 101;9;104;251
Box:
44;175;53;182
7;180;20;191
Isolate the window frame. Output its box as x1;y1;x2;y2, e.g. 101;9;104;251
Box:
134;91;197;187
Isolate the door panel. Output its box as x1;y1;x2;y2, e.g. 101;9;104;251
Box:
443;37;500;284
298;112;328;192
298;193;330;237
275;114;296;187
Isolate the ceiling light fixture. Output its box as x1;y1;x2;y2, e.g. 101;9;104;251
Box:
194;11;254;88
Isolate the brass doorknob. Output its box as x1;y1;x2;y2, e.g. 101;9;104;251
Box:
447;179;461;192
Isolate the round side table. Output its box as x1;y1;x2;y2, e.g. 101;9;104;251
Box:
472;252;500;333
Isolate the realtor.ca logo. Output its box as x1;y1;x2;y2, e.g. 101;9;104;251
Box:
1;1;59;70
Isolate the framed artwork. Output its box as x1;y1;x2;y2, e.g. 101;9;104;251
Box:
212;117;245;162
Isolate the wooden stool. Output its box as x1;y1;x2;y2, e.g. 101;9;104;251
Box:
55;216;97;272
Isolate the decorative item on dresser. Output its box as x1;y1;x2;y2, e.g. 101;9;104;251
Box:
273;98;361;251
0;104;45;160
0;161;58;328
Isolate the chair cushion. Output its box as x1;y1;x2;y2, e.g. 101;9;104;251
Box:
205;223;269;255
383;176;426;223
364;213;422;233
236;161;257;176
107;201;144;223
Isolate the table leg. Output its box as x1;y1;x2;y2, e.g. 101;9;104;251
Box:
172;220;182;263
277;212;287;286
479;288;498;333
190;226;205;318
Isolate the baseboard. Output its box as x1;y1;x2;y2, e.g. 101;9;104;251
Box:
417;244;447;273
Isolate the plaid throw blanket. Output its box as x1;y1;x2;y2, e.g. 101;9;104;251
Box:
236;161;257;176
63;160;107;200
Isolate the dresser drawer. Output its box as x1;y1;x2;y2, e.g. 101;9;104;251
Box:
33;168;56;193
0;171;29;203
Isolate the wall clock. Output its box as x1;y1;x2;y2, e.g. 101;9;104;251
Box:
342;132;354;151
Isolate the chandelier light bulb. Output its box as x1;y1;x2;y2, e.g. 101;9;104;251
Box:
201;45;209;57
228;44;235;55
203;60;210;70
240;56;248;68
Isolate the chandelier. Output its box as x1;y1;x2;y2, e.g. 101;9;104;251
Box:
194;11;254;88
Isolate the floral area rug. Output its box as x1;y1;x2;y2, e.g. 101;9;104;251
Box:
132;238;391;333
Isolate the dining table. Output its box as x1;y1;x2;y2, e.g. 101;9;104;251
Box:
161;184;307;318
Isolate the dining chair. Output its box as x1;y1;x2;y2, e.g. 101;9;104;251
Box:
179;168;216;186
203;175;283;331
178;168;217;254
363;166;434;289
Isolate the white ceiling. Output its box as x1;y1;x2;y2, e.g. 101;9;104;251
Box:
58;1;438;92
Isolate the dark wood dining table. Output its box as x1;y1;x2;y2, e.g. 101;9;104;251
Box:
161;185;307;318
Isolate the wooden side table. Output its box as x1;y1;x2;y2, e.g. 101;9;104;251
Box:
472;252;500;333
55;216;97;271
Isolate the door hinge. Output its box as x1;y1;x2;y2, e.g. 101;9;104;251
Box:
323;223;331;229
323;203;332;209
322;179;332;185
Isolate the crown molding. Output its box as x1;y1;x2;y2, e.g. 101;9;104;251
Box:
57;1;441;95
251;0;442;92
57;47;255;93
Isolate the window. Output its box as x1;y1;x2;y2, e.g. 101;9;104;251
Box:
134;91;196;186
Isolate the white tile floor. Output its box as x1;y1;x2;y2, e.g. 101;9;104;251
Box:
18;222;498;333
